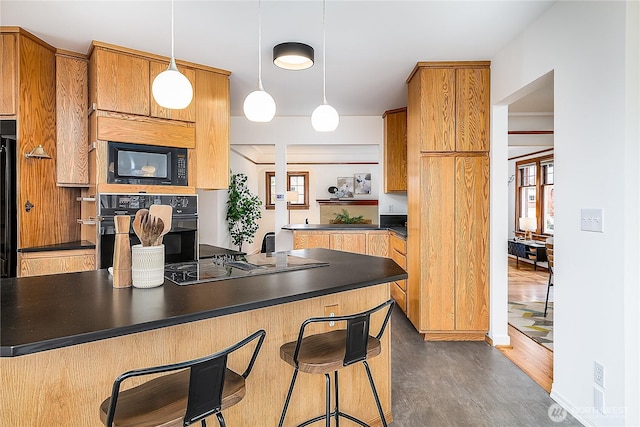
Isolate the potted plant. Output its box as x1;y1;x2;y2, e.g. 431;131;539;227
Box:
330;209;371;224
226;173;262;251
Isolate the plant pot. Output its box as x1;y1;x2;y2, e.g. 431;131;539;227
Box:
131;244;165;288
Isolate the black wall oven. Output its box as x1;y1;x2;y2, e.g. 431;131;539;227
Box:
107;142;188;186
98;193;197;269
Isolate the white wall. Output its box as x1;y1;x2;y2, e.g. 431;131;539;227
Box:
491;1;639;426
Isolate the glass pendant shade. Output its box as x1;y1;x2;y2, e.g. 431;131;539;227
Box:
243;89;276;122
311;104;339;132
152;59;193;109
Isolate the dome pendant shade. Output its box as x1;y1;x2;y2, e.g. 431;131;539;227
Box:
243;89;276;122
311;104;339;132
152;59;193;109
273;42;314;70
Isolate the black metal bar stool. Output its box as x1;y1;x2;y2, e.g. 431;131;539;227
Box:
278;299;394;427
99;329;266;427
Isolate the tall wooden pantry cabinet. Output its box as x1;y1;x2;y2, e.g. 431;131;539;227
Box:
406;61;490;341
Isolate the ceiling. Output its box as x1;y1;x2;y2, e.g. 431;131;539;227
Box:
1;0;556;119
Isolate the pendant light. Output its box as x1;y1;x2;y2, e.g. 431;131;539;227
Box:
311;0;339;132
243;0;276;122
152;0;193;109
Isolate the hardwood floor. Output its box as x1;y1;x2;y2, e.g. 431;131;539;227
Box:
500;256;554;393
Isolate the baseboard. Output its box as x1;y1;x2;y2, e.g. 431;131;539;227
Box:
550;390;597;427
486;332;511;347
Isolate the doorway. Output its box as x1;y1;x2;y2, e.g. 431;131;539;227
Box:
499;72;555;392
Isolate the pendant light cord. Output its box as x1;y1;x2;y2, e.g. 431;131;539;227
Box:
322;0;327;104
170;0;175;60
258;0;264;90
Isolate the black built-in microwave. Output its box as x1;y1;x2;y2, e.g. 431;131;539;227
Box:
107;142;187;186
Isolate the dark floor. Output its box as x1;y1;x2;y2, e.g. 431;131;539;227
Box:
390;307;582;426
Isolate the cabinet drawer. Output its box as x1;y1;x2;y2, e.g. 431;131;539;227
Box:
391;248;407;270
18;249;95;277
391;281;406;313
390;234;406;254
395;279;407;291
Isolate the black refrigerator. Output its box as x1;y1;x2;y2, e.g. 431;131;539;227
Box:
1;120;17;278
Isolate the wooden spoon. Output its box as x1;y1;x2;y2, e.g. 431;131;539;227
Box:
132;209;148;244
149;204;172;245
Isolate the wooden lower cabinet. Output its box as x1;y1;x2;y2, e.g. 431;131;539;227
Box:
18;249;96;277
293;230;389;257
407;154;489;341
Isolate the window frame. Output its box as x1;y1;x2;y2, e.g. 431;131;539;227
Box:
265;171;310;210
515;154;554;237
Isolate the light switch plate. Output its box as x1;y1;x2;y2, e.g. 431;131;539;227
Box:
581;208;604;232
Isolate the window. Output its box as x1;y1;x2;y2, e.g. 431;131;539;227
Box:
541;161;554;234
265;171;309;210
515;155;554;236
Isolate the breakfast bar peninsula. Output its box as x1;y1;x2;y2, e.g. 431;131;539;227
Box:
0;248;406;426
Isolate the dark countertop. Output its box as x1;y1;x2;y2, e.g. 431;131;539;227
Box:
1;248;407;357
198;244;245;259
17;240;96;253
282;224;407;238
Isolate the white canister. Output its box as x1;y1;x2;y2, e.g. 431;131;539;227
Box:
131;244;165;288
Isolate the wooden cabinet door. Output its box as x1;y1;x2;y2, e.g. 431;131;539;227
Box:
420;68;455;152
195;69;230;190
149;60;196;122
330;233;367;254
367;232;389;257
383;108;407;192
455;68;490;152
418;156;455;331
94;48;149;116
293;232;330;249
56;54;89;186
0;34;16;116
454;155;489;330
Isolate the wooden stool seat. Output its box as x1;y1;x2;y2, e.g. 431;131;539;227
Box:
100;330;266;427
280;329;381;375
99;369;245;427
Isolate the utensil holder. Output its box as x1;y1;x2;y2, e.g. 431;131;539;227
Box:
131;244;165;288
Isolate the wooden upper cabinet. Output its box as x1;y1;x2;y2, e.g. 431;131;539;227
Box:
455;68;490;152
56;52;89;186
407;62;489;153
383;107;407;192
421;68;455;152
195;69;230;190
0;33;17;116
149;60;196;122
92;48;149;116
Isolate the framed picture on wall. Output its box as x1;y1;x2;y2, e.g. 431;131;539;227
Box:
354;173;371;194
336;177;355;198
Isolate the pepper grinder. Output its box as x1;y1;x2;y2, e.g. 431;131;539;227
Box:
113;215;132;288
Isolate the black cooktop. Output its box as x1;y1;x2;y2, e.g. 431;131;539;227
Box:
165;252;329;285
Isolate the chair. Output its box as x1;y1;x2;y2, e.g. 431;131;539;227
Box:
260;232;275;253
100;330;266;427
544;242;554;317
278;299;395;427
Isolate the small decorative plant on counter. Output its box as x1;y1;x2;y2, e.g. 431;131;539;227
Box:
330;209;371;224
226;172;262;251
